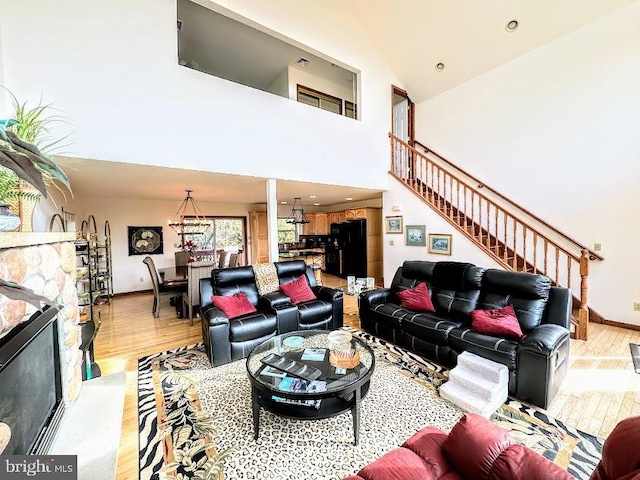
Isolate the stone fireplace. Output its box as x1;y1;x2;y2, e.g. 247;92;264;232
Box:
0;233;83;404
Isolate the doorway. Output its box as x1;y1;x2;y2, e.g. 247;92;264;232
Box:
391;86;415;180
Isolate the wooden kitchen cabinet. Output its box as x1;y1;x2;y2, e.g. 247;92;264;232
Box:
329;211;345;224
314;213;328;234
345;208;366;220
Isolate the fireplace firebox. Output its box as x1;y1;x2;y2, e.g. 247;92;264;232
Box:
0;305;64;454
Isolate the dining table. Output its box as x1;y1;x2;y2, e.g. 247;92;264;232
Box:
158;265;188;287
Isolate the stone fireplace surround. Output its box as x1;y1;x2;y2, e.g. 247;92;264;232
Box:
0;232;83;404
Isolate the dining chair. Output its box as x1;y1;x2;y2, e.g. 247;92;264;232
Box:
217;250;228;269
228;253;239;268
183;261;215;325
143;256;186;318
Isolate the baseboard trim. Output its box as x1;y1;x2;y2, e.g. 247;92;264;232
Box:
600;318;640;332
113;290;152;297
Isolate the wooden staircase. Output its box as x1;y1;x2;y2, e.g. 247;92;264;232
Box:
389;133;603;340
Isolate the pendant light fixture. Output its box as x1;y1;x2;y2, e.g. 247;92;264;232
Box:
285;197;310;224
168;189;208;235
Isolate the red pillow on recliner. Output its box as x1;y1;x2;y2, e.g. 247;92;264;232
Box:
279;275;316;304
470;304;523;339
396;282;435;312
211;293;256;318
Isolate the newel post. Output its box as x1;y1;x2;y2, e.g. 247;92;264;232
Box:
577;249;590;340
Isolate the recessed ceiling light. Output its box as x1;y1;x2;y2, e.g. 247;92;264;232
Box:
314;202;320;206
346;197;353;201
505;20;519;32
280;201;287;205
435;63;445;72
309;195;317;198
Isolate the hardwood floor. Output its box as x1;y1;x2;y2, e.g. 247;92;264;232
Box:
92;274;640;480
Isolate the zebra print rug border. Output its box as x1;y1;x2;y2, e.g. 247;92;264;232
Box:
138;328;603;479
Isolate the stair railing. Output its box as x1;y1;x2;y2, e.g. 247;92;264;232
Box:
390;133;600;340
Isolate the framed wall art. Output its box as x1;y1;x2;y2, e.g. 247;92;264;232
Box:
428;234;452;255
385;215;403;234
128;226;163;255
405;225;426;246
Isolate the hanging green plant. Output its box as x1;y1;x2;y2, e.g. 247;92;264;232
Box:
0;91;72;203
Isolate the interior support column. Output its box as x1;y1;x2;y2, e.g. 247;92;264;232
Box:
266;178;279;262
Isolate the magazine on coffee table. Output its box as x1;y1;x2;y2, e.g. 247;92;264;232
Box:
272;376;327;409
300;348;326;362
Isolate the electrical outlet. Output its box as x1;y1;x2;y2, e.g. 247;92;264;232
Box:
139;277;144;282
594;243;602;252
634;303;640;312
389;240;394;246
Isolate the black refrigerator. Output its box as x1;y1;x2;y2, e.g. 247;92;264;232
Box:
333;220;367;279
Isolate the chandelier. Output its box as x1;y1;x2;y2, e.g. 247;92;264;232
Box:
168;189;208;235
285;197;310;224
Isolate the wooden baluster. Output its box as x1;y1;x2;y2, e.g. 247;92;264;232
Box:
449;175;454;220
512;220;517;270
478;197;483;244
486;199;491;249
493;204;498;253
543;239;548;277
471;190;475;237
578;249;589;340
521;225;527;272
456;178;460;224
555;248;560;285
532;232;538;274
503;212;508;262
567;256;572;289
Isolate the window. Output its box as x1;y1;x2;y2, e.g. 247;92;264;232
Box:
297;85;342;115
345;101;356;119
277;218;297;244
182;216;247;262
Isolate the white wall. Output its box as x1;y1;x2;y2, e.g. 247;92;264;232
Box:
266;68;289;98
414;3;640;325
0;0;397;191
383;176;503;287
79;197;255;294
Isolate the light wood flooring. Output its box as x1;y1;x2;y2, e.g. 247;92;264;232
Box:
92;273;640;480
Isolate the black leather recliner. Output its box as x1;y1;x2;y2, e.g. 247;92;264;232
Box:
359;260;571;409
200;260;343;367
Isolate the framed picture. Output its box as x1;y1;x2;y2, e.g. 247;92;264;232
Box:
428;234;452;255
405;225;426;246
366;277;375;288
385;215;403;234
128;226;164;255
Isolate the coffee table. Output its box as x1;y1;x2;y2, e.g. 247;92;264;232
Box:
246;330;375;445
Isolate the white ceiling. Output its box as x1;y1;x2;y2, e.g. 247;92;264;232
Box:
57;157;382;207
344;0;637;102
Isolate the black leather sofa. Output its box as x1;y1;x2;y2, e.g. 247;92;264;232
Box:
200;260;343;367
359;260;571;409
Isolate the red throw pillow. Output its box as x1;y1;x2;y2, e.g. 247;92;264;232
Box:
470;304;523;339
211;293;256;319
279;275;316;304
396;282;435;312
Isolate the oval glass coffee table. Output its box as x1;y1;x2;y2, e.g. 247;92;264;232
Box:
246;329;375;445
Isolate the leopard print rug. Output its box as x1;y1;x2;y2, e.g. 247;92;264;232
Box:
139;328;602;480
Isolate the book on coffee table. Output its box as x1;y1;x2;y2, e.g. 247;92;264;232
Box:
300;348;326;362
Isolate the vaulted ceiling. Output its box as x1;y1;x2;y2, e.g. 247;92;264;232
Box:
344;0;637;102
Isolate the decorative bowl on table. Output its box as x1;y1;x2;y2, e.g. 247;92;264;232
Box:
328;330;352;349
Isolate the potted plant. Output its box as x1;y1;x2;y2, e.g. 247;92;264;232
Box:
0;92;72;231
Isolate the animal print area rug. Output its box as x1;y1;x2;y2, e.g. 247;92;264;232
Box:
139;328;602;480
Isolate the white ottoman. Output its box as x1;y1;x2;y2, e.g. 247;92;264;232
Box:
439;351;508;418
